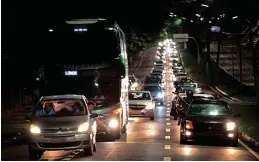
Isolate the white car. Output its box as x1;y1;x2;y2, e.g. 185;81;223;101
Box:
129;91;155;120
179;93;215;101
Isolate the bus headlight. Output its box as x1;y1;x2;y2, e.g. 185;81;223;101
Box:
109;119;119;128
30;124;41;134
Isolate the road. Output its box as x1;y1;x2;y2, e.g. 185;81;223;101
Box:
1;47;258;161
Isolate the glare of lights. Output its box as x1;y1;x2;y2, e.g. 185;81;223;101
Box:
169;15;173;17
200;17;204;21
201;4;209;7
209;111;218;115
183;147;192;156
49;29;53;32
211;17;215;19
209;21;212;23
172;42;176;45
190;20;193;22
95;83;99;87
217;17;220;20
232;16;238;19
195;14;201;17
174;15;177;17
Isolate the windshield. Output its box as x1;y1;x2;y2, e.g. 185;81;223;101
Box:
34;99;87;117
129;92;151;100
42;68;120;107
193;96;215;100
144;86;161;91
182;83;196;88
188;103;230;116
145;80;161;84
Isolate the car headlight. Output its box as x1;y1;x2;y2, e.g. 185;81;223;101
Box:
78;122;89;132
109;119;119;128
226;122;236;131
30;124;41;134
157;92;164;98
173;78;177;81
145;102;154;109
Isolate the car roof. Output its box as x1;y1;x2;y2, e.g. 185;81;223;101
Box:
129;90;150;93
180;93;214;98
191;99;227;105
41;94;84;100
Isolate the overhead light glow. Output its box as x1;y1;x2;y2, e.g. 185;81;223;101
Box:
195;14;201;17
232;16;238;19
201;4;209;7
49;29;53;32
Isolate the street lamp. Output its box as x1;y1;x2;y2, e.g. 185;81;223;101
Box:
232;16;238;19
201;4;209;7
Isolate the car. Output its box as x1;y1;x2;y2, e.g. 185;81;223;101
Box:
172;73;188;82
144;77;165;88
128;91;155;120
178;99;240;146
143;85;164;105
175;83;202;94
27;94;98;160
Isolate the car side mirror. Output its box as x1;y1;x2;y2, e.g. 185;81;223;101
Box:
90;113;99;118
234;113;241;118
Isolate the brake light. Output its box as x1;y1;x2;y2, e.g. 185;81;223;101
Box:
185;120;193;129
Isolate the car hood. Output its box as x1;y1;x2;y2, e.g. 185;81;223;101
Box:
92;103;119;115
129;100;151;105
185;115;234;124
32;116;89;131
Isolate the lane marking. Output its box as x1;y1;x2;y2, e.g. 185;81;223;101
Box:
165;136;171;139
166;118;170;121
238;139;259;160
167;110;170;113
164;157;171;161
166;122;171;125
167;108;170;110
166;128;170;132
167;104;170;106
166;114;170;117
164;145;171;149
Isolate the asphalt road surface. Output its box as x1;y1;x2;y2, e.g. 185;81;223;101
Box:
1;47;258;161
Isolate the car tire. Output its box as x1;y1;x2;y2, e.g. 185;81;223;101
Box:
180;134;187;144
28;145;44;160
229;138;238;147
150;116;155;120
84;139;94;156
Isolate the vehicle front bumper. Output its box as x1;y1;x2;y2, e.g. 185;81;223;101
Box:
29;133;92;151
182;129;238;140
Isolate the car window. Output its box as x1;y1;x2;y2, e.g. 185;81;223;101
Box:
34;99;87;117
188;103;230;116
129;92;151;100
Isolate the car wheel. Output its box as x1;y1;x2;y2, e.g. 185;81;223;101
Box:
150;116;155;120
28;145;44;160
84;139;94;156
180;134;187;144
229;138;238;147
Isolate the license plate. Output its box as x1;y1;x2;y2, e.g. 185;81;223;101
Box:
130;110;142;114
50;137;66;143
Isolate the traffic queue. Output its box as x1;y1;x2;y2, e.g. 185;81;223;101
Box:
128;39;241;146
159;39;240;146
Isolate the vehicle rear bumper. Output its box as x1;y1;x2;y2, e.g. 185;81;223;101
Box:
129;109;154;117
